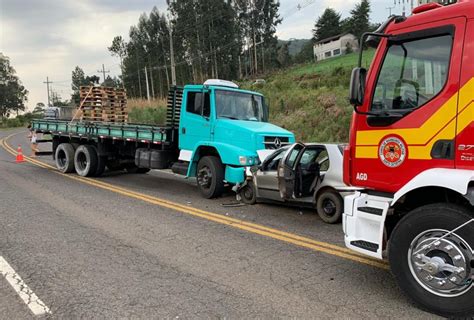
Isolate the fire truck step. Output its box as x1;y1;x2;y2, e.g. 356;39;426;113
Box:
350;240;379;252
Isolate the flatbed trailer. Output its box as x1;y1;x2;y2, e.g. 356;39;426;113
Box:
32;120;174;148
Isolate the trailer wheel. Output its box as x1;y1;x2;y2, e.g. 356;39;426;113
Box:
74;145;98;177
91;146;106;177
315;189;343;224
196;156;225;199
389;203;474;318
55;143;75;173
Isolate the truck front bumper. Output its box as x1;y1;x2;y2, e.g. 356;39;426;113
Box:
225;166;245;184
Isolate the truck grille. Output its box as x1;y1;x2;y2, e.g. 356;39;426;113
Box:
264;136;290;149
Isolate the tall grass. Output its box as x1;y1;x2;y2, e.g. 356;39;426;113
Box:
241;50;376;142
127;98;167;125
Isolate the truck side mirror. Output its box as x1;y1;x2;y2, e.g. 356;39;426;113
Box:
349;67;367;110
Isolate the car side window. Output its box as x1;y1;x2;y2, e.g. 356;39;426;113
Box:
285;145;304;168
264;151;285;171
315;149;329;171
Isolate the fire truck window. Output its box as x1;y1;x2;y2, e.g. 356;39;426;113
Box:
372;35;452;112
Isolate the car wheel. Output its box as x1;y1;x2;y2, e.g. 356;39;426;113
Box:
239;182;257;204
316;189;343;224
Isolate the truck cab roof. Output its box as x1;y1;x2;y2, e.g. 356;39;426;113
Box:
183;83;263;97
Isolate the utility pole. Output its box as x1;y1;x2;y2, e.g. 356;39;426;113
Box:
43;77;53;107
144;66;151;102
166;1;177;86
97;64;110;83
149;65;155;98
386;5;395;16
169;22;177;86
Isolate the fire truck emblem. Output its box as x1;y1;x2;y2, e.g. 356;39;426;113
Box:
379;137;406;168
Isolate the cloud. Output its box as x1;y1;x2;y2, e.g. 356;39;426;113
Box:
0;0;398;110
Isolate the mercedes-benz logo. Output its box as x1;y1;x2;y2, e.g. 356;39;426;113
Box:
273;137;282;148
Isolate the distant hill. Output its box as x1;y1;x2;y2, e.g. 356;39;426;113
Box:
278;39;311;56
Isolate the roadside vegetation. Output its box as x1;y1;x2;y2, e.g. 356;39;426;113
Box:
126;49;374;142
127;98;167;125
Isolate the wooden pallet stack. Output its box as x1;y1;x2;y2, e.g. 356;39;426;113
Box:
78;86;128;123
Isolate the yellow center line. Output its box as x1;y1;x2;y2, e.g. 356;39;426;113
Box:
1;133;389;270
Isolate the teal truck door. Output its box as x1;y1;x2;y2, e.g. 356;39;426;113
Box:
179;90;212;157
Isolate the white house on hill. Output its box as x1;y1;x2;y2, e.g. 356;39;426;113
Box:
313;33;359;61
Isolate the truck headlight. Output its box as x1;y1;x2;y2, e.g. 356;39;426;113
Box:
239;156;248;165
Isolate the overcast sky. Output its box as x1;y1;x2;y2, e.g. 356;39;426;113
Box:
0;0;408;110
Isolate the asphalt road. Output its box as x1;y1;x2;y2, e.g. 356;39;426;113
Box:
0;128;438;319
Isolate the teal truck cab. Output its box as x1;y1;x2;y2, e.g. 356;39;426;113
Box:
32;79;295;198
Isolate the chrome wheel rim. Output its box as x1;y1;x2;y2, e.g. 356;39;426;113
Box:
408;229;473;297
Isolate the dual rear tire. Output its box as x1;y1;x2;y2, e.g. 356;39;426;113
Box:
55;143;106;177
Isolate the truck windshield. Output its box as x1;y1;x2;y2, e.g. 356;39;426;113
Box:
215;90;264;121
371;34;452;112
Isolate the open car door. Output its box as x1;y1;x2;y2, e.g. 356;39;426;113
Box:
277;143;305;199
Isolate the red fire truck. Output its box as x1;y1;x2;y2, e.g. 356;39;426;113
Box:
344;0;473;317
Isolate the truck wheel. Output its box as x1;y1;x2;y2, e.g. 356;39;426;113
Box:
389;203;474;318
239;182;257;204
196;156;225;199
316;190;343;224
91;146;106;177
74;145;98;177
55;143;75;173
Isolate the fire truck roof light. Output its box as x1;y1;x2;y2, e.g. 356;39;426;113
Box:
412;2;443;14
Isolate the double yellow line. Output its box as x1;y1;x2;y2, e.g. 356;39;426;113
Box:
1;133;389;270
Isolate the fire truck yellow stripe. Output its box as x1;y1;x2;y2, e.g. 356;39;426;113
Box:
355;146;378;159
456;101;474;135
355;77;474;159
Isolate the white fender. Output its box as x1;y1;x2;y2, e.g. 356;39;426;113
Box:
392;168;474;205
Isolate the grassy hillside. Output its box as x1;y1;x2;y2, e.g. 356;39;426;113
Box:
242;49;375;142
127;49;375;142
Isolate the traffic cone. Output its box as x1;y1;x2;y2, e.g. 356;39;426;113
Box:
16;145;25;163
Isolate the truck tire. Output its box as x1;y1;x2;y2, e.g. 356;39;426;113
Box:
91;146;106;177
74;145;98;177
239;182;257;204
389;203;474;318
196;156;225;199
55;143;75;173
316;189;343;224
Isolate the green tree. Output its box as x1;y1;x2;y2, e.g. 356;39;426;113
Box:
347;0;371;43
313;8;342;42
276;42;291;67
0;53;28;119
294;40;315;64
101;75;122;88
